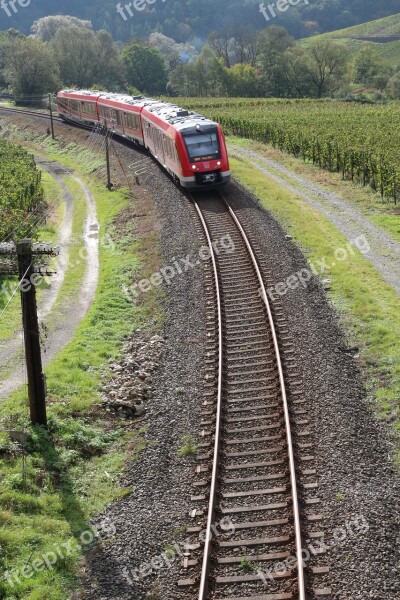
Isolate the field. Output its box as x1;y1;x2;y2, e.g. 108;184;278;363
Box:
0;139;44;240
300;13;400;66
175;98;400;202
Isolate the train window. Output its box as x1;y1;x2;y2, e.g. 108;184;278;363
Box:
164;136;174;159
125;113;139;129
58;98;68;111
116;111;123;126
183;130;220;162
82;102;96;115
70;100;79;113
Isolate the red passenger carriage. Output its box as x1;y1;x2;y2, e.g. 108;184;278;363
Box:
57;90;230;189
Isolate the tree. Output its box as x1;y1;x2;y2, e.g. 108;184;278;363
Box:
258;26;295;97
3;38;59;102
51;26;121;89
305;40;350;98
232;27;260;67
280;46;314;98
31;15;92;42
0;29;25;89
148;32;197;71
121;43;167;95
168;63;199;96
387;72;400;100
226;63;259;97
208;29;234;68
94;29;123;88
353;45;391;90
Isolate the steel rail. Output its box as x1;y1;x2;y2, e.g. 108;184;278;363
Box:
193;191;306;600
191;197;224;600
220;192;306;600
0;106;63;122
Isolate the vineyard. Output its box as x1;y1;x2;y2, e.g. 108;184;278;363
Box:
176;98;400;202
0;139;44;240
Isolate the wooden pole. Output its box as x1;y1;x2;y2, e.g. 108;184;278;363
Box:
48;94;55;140
16;240;47;427
105;126;112;190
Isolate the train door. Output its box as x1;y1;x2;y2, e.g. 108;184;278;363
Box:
155;129;165;165
116;110;125;135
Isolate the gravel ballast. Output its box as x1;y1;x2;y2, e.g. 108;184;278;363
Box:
83;165;400;599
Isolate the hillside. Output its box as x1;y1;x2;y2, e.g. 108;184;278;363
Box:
300;13;400;66
1;0;400;42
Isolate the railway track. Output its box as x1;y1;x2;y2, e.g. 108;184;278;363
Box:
0;105;63;122
179;191;330;600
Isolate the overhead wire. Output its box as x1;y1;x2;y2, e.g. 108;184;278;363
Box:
0;263;31;321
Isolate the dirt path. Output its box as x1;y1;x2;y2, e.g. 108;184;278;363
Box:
230;145;400;295
0;159;99;399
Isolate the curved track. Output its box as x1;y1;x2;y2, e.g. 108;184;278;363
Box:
179;191;328;600
0;106;63;122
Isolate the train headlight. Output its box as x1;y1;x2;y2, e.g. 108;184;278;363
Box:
217;161;221;166
192;165;197;170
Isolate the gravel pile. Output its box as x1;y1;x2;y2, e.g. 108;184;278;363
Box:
102;333;165;418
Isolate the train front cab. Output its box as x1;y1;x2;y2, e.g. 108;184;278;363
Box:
178;124;230;189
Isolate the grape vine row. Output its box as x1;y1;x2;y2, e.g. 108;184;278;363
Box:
178;98;400;202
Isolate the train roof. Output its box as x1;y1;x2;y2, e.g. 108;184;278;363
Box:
144;102;216;131
58;89;218;130
58;89;102;98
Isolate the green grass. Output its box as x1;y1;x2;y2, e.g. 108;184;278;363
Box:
227;135;400;244
0;171;64;342
230;150;400;446
300;13;400;66
177;434;198;457
0;127;161;598
302;12;400;41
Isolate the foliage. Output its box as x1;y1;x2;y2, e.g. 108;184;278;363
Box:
239;556;256;573
387;73;400;99
305;40;351;98
3;0;400;43
2;37;60;100
177;435;198;457
121;42;167;95
0;132;152;599
31;15;93;41
50;26;122;89
169;32;351;98
173;97;400;202
0;139;44;240
300;12;400;68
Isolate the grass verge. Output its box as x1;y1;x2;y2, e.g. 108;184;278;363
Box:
0;127;161;599
227;135;400;244
231;151;400;452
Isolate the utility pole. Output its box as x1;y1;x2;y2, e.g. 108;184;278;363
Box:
0;240;59;427
48;94;55;140
105;124;113;190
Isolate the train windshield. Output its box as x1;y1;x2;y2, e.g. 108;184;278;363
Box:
183;130;221;162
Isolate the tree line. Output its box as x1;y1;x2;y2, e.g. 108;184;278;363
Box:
0;16;399;103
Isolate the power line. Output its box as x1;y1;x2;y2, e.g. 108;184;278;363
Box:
0;264;31;321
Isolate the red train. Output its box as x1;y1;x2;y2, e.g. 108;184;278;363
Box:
57;90;230;189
